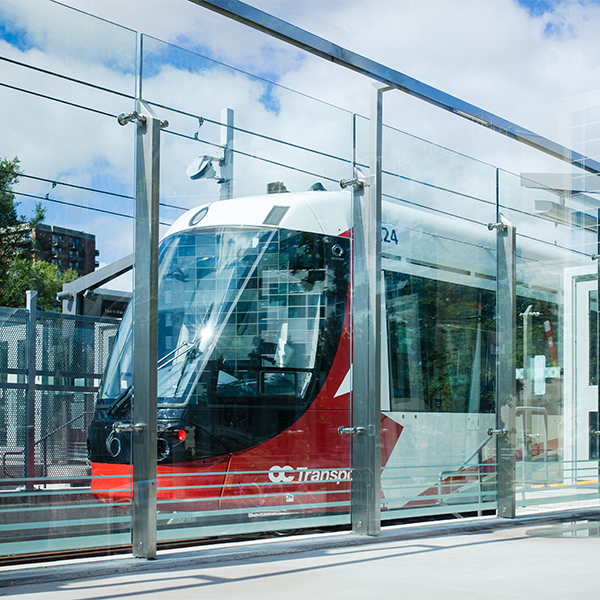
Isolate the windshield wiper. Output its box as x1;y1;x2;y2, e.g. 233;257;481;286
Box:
157;303;214;372
172;336;204;398
157;340;193;370
106;385;133;416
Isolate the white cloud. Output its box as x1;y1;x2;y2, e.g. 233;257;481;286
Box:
3;0;600;288
47;0;600;168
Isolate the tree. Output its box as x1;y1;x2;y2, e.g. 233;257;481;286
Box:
1;157;27;271
0;155;78;310
3;258;78;312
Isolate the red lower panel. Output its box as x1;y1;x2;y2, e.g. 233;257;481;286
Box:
91;462;131;504
91;413;403;513
91;456;230;506
220;408;352;512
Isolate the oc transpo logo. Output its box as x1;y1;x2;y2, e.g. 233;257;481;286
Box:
268;465;295;483
268;465;352;485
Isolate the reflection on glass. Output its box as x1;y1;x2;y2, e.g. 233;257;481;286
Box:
91;227;349;468
590;290;598;386
386;273;496;414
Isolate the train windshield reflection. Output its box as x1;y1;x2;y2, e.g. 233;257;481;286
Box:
98;227;349;409
155;228;279;404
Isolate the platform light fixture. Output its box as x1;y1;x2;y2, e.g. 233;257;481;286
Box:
186;154;225;183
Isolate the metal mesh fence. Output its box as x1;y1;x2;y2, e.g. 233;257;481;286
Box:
0;308;120;483
0;309;28;479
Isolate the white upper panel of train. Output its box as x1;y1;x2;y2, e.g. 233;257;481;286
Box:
166;189;583;301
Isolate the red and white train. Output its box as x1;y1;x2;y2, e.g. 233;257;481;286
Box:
88;187;574;518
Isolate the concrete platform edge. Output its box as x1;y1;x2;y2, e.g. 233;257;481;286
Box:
2;507;599;589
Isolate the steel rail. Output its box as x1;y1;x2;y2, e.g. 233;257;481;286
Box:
188;0;600;176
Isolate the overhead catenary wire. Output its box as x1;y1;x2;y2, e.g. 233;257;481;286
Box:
383;169;496;207
147;100;353;165
2;50;520;228
12;191;174;227
0;81;118;120
0;56;136;100
1;56;353;167
3;170;189;213
0;169;134;201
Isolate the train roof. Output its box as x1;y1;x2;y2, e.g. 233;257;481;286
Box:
166;190;352;239
165;190;585;301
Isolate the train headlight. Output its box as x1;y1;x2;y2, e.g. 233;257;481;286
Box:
189;206;209;226
157;437;171;461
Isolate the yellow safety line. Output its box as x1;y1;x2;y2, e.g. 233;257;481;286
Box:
516;479;597;490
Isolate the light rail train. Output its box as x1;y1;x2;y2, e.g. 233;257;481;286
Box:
88;187;578;516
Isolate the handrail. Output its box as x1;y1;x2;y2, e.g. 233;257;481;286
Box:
439;433;495;481
437;433;496;509
1;411;93;479
36;411;93;446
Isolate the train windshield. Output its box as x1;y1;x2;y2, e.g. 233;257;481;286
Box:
98;227;349;408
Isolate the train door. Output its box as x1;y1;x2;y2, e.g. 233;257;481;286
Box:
564;268;599;485
515;300;562;488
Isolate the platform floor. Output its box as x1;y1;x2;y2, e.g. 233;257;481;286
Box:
2;509;599;599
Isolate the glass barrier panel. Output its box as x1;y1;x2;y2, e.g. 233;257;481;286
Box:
0;1;136;559
354;114;370;170
379;124;499;520
137;35;354;541
140;35;353;206
382;124;497;222
499;169;599;512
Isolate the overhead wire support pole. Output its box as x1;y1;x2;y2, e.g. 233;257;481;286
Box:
220;108;234;201
188;0;600;177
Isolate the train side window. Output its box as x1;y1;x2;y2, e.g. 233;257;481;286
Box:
216;370;258;397
385;271;496;413
386;291;424;411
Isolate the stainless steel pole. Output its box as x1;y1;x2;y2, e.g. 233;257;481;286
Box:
132;100;162;558
350;83;389;535
495;215;517;518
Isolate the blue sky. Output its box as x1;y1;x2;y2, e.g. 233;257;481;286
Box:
518;0;558;15
3;0;600;276
518;0;600;12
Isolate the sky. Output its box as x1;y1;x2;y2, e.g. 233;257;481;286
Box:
2;0;600;285
42;0;600;134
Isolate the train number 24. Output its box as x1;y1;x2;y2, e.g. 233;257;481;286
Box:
381;226;399;245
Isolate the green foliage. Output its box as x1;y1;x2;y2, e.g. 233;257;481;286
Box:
1;250;78;313
0;157;25;269
28;261;78;312
0;155;76;310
